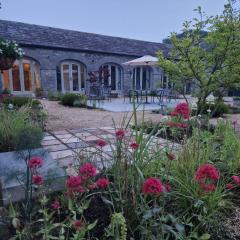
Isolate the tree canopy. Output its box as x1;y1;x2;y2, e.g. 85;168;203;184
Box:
158;1;240;113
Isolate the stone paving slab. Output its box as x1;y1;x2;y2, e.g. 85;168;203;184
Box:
41;127;181;171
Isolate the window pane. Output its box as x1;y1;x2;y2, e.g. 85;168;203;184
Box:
23;63;32;91
2;70;10;90
72;64;79;91
136;67;141;90
142;68;147;90
12;64;21;91
111;65;116;90
80;65;85;89
33;62;41;89
117;67;121;90
63;64;70;91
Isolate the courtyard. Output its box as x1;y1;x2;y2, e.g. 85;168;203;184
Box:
1;0;240;239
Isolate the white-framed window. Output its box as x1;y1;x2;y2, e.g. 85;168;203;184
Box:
132;67;151;90
2;58;41;93
61;61;86;92
99;63;122;91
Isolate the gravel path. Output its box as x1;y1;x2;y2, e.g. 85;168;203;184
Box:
41;99;162;131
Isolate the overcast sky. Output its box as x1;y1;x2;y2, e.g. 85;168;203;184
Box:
0;0;227;42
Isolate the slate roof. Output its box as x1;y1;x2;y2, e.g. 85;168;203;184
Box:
0;19;169;57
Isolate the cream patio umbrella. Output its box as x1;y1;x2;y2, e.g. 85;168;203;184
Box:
123;55;158;66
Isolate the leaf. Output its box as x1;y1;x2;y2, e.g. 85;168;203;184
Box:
87;220;98;231
143;210;153;220
175;223;185;233
200;233;211;240
101;196;114;207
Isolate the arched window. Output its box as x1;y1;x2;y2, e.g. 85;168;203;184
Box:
99;63;122;91
132;67;151;90
60;61;86;92
2;58;41;93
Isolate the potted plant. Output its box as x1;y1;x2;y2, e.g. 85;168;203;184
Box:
0;38;24;70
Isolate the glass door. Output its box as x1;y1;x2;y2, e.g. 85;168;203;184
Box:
62;63;80;92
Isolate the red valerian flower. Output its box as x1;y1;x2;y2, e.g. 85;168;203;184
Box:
195;164;220;182
88;183;97;191
226;183;234;189
173;103;190;119
199;182;216;192
97;139;107;148
232;175;240;185
96;178;109;189
130;142;139;150
115;129;125;140
195;163;219;192
73;219;85;231
51;199;60;209
32;175;44;185
28;156;43;169
164;183;172;192
79;163;97;178
166;152;176;160
142;177;164;196
66;176;82;189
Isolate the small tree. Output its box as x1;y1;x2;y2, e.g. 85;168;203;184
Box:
158;1;240;114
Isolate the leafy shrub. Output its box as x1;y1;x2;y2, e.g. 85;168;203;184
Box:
61;93;87;107
0;108;43;152
35;87;44;98
47;91;63;101
1;88;11;94
14;125;43;151
195;101;229;117
2;96;41;109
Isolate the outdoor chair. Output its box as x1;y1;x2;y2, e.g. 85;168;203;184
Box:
128;90;139;103
102;86;111;101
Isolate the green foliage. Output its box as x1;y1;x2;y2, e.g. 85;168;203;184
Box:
2;96;41;109
1;88;11;94
0;107;43;152
61;93;87;107
0;38;24;58
105;213;127;240
193;101;230;117
35;87;44;98
158;2;240;113
47;91;63;101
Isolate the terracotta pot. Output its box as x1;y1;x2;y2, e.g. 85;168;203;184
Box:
0;56;15;70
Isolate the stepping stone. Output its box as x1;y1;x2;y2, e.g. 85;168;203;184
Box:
41;139;61;146
67;142;87;149
43;135;56;141
52;130;69;135
0;149;66;205
44;144;68;152
55;133;73;139
61;137;80;143
50;149;75;160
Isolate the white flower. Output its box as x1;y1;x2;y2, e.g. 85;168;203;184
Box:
207;109;211;113
197;114;201;118
8;104;14;109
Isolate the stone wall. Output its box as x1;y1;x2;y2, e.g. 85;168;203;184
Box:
22;46;164;94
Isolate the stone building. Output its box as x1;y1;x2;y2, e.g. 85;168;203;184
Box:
0;20;170;96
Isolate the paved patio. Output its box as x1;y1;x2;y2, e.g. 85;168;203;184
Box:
87;98;180;112
42;127;181;169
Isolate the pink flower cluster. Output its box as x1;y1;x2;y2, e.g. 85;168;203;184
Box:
141;177;172;197
226;175;240;189
195;163;220;192
115;129;126;140
66;162;109;195
28;156;44;186
171;103;190;119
